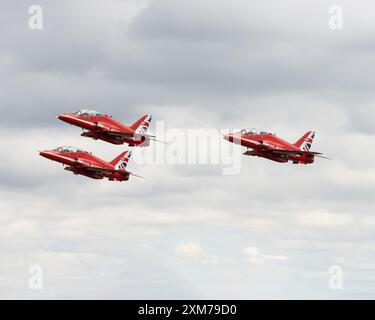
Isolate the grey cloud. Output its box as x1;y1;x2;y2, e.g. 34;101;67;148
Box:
0;0;375;299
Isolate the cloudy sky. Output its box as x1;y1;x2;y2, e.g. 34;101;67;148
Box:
1;0;375;299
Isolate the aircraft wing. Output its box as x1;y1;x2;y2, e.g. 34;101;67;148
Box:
85;166;144;178
85;167;114;174
106;131;157;139
65;161;109;174
105;131;166;144
86;124;134;137
105;131;134;138
263;149;331;159
66;160;117;174
85;166;122;174
270;149;322;156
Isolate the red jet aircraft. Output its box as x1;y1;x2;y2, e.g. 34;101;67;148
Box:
224;128;328;164
39;146;141;181
57;110;155;146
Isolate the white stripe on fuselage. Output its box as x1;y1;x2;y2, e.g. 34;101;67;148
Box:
43;152;78;163
62;115;102;128
233;134;297;151
233;135;272;148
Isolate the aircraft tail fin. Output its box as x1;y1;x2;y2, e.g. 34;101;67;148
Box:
110;150;132;171
294;131;316;151
130;114;152;135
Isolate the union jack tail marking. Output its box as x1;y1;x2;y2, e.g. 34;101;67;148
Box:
110;150;132;171
130;114;152;135
294;131;316;151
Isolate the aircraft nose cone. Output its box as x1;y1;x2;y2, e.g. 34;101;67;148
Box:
39;150;48;158
39;150;53;159
57;113;73;122
224;133;234;142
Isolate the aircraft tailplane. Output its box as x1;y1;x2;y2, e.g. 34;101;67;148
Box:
110;150;132;171
294;131;316;151
130;114;152;135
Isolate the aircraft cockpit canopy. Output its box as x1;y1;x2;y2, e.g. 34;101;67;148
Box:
54;146;85;153
73;109;103;117
239;128;271;136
